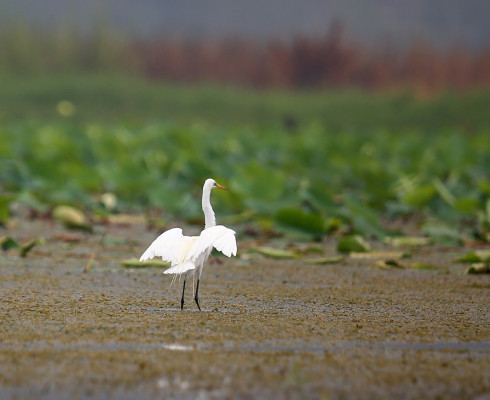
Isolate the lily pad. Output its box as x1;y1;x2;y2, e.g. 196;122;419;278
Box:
337;235;371;253
373;259;405;269
106;214;146;225
350;251;406;259
0;236;19;251
402;184;436;208
477;180;490;195
122;258;170;268
252;247;302;259
410;262;438;270
433;179;455;206
454;197;480;215
0;196;10;225
305;256;344;264
456;250;490;263
422;223;462;245
324;217;343;234
53;205;92;232
274;208;325;239
340;197;386;238
302;244;324;254
464;263;490;274
474;250;490;262
384;236;431;246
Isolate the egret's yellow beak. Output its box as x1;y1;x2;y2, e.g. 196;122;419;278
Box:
216;183;228;190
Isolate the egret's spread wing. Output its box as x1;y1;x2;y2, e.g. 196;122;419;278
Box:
139;228;184;264
192;225;237;259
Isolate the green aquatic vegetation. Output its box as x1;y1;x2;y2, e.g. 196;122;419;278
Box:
373;259;406;269
464;263;490;274
456;250;490;263
0;236;19;251
52;205;92;231
0;196;10;225
0;84;488;243
252;247;302;259
305;256;344;264
121;258;169;268
19;238;44;257
337;235;371;253
384;236;431;247
274;208;325;239
410;262;439;270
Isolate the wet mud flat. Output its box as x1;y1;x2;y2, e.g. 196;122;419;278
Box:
0;219;489;399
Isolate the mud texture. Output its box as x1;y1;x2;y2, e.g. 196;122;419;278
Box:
0;219;489;400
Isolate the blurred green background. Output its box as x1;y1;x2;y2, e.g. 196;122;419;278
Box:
0;1;489;243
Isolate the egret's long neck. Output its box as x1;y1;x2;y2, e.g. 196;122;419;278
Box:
202;185;216;229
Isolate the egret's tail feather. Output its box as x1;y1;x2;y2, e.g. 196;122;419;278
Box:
164;261;196;275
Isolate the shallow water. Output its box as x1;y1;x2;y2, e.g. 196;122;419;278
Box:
0;219;489;399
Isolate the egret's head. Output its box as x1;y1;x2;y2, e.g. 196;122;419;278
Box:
205;178;227;191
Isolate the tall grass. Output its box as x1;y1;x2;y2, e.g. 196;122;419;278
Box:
1;74;489;130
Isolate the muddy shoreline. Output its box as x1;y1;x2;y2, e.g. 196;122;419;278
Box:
1;219;489;399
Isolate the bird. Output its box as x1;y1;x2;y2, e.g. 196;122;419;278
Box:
139;178;237;311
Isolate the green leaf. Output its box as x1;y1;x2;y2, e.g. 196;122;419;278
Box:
384;236;431;246
477;180;490;196
302;245;324;254
0;236;20;251
455;253;481;263
0;196;10;225
19;238;44;257
475;250;490;262
456;250;490;263
433;179;456;206
231;163;290;214
464;263;490;274
349;251;406;259
252;246;302;259
410;262;438;270
325;217;343;234
402;184;436;208
53;205;92;232
421;222;463;245
15;191;48;213
337;235;371;253
373;259;406;269
121;258;169;268
274;208;325;238
305;256;344;264
454;197;480;215
339;196;386;238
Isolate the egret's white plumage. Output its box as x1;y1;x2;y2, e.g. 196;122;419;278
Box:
139;178;237;310
139;225;237;275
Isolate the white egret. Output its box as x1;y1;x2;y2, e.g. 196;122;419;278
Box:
139;178;237;310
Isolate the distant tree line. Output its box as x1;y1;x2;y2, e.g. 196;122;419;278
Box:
1;22;489;92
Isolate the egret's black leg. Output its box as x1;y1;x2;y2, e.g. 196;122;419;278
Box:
180;279;186;310
194;279;202;311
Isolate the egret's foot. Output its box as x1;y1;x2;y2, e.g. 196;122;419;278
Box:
195;279;202;311
195;296;202;311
